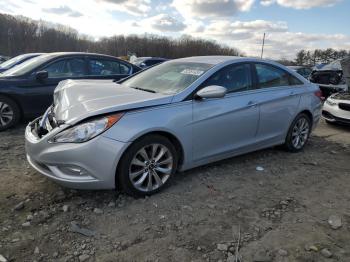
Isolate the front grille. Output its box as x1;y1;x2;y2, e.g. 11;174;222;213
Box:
31;106;58;138
322;110;350;124
339;103;350;111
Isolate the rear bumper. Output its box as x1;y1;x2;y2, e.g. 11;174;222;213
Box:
25;120;130;190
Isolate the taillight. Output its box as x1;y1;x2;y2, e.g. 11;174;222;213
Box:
314;90;325;101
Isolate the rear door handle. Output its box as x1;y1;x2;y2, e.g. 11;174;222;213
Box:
247;100;258;107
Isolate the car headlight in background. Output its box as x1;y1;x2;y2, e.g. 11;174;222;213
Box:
49;113;123;143
325;99;337;106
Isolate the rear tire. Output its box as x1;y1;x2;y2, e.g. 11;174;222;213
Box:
284;113;311;152
0;95;21;131
117;135;178;197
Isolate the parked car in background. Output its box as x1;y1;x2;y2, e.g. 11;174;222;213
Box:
322;92;350;125
310;60;348;97
25;56;322;196
132;57;169;69
0;52;140;131
287;66;312;79
0;55;10;64
0;53;45;73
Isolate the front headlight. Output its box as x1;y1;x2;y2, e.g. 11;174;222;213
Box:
326;99;337;106
49;113;123;143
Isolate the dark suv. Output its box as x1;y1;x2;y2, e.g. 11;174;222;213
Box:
132;57;168;69
0;52;140;131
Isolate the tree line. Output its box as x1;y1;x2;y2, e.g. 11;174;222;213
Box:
294;49;350;66
1;13;348;66
0;13;240;59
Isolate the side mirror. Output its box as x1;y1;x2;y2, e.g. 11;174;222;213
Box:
195;85;227;99
36;71;48;81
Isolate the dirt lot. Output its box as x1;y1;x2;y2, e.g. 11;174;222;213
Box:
0;120;349;262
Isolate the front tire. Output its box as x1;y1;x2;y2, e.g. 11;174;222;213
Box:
0;95;21;131
117;135;178;197
284;113;311;152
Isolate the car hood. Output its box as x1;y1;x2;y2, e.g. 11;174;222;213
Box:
330;92;350;101
53;79;173;124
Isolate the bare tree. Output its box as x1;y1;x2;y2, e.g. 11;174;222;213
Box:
0;13;241;59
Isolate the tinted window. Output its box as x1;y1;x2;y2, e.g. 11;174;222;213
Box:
255;64;302;88
120;63;131;74
290;74;304;85
203;63;252;93
44;58;86;78
145;60;162;66
89;59;130;75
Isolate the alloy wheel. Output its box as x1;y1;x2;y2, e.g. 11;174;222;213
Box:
0;101;14;128
291;117;310;149
129;143;173;192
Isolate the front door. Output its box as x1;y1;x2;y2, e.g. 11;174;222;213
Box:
192;63;260;163
23;57;87;116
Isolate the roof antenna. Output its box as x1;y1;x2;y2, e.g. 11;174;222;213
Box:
261;33;266;59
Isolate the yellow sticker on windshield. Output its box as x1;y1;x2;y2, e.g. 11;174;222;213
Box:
181;69;204;76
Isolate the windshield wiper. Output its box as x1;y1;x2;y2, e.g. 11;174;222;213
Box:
131;86;156;93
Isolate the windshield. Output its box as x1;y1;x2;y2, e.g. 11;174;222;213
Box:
1;54;53;77
121;61;213;94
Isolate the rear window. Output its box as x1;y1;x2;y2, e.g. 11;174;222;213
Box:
255;63;303;88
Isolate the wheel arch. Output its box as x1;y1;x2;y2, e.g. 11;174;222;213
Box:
0;92;23;119
298;109;313;128
128;130;185;167
115;130;186;190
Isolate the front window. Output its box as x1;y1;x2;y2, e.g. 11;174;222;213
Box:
202;63;252;93
121;62;212;94
44;58;86;78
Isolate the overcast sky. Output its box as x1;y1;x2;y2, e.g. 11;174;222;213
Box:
1;0;349;59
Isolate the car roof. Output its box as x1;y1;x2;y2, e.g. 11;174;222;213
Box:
173;56;280;66
173;56;253;65
135;57;168;61
287;66;311;69
39;52;122;60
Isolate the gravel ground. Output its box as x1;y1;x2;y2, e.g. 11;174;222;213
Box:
0;120;349;262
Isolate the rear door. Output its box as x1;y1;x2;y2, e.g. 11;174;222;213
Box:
86;58;132;81
192;63;260;162
253;63;304;144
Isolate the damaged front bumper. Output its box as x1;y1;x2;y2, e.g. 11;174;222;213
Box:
25;116;130;189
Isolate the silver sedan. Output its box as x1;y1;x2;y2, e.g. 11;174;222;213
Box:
25;56;323;196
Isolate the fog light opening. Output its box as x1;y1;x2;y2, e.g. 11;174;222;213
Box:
59;165;89;176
